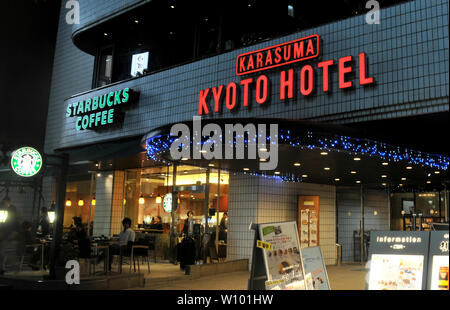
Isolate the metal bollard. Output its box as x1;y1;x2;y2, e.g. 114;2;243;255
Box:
336;244;342;266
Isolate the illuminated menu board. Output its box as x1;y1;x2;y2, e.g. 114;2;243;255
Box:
427;231;449;290
367;231;430;290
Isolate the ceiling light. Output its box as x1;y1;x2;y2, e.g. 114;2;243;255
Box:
320;152;328;156
274;171;280;175
426;181;431;184
302;174;308;178
243;168;250;171
382;183;387;186
134;19;139;24
139;195;145;205
104;33;108;36
374;211;378;216
406;166;413;170
324;167;330;171
170;5;175;9
351;171;357;174
294;163;301;167
401;178;407;181
155;196;162;204
334;178;340;182
382;162;389;166
434;171;440;174
356;180;361;184
399;184;403;187
381;175;387;178
65;199;72;207
78;199;84;207
208;164;215;167
354;157;361;161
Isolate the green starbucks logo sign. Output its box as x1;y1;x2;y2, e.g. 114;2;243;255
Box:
11;147;43;177
163;193;172;213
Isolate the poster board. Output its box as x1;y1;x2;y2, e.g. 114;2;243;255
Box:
297;196;319;248
251;221;306;290
367;231;430;290
427;231;449;290
300;246;331;290
248;223;270;290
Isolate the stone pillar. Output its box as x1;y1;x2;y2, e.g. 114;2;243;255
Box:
93;171;114;236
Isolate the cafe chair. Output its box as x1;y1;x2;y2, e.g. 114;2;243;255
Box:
18;244;45;272
130;244;151;273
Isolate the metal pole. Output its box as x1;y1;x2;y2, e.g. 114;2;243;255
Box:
87;172;95;236
444;184;448;222
170;164;177;264
204;168;210;234
360;184;364;265
49;153;69;280
387;185;391;230
215;168;221;251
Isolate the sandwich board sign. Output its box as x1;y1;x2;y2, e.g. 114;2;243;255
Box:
248;221;307;290
367;231;430;290
300;246;331;290
427;231;449;290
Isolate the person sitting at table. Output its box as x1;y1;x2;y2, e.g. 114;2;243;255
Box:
149;216;163;231
102;217;135;271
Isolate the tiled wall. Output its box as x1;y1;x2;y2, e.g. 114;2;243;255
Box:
337;186;389;262
228;173;337;268
92;172;114;236
46;0;449;153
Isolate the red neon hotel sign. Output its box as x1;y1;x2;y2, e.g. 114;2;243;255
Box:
236;34;320;76
198;35;374;116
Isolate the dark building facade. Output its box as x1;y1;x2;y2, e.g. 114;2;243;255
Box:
35;0;449;265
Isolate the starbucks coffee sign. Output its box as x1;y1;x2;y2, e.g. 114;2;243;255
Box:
163;193;173;213
65;87;139;131
11;147;43;177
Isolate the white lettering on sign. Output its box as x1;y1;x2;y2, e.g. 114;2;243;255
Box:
376;236;422;244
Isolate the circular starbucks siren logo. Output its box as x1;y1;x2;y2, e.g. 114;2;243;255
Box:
11;147;43;177
163;193;172;213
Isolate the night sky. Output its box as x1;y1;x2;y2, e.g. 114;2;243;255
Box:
0;0;60;152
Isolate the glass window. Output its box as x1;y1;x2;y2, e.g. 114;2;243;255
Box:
94;46;113;87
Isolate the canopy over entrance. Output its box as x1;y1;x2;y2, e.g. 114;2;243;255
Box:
141;118;449;191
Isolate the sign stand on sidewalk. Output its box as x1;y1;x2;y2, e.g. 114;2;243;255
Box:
248;223;268;290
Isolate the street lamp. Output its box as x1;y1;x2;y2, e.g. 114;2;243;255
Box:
48;202;56;224
0;204;8;223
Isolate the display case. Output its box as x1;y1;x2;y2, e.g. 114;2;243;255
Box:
297;196;319;248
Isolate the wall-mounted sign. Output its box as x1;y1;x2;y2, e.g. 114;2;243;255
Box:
367;231;430;290
10;147;43;177
163;193;172;213
131;52;149;77
236;34;319;76
65;87;139;131
198;35;374;116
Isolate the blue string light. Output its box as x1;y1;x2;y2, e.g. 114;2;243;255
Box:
145;130;449;175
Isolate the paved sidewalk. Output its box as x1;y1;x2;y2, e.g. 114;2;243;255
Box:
131;264;368;290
